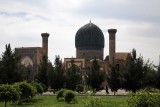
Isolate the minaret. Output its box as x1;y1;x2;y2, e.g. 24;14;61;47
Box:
41;33;49;56
108;29;117;64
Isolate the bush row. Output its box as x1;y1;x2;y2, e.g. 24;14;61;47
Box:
56;89;75;103
123;89;160;107
0;81;45;107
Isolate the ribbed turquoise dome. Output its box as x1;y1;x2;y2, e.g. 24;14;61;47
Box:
75;22;104;50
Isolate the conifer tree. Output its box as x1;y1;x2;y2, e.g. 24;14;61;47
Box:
0;44;24;84
85;58;105;94
37;55;48;88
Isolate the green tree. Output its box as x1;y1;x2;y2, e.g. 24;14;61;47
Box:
107;63;121;95
17;65;31;82
65;60;81;90
13;82;36;102
37;55;48;88
0;84;19;107
50;56;65;91
85;58;105;94
47;61;54;89
142;60;156;88
123;49;144;92
156;65;160;89
0;44;26;84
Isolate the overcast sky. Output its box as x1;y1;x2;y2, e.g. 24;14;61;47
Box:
0;0;160;65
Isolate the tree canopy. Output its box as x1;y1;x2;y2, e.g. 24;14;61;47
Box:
85;58;105;93
50;56;65;90
107;63;121;95
37;55;49;88
65;60;81;90
0;44;28;84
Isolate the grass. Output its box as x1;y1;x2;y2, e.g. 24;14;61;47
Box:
0;95;127;107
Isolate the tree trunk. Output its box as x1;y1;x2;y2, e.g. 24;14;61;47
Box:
5;101;6;107
14;102;17;107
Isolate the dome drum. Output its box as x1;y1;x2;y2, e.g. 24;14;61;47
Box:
76;49;103;60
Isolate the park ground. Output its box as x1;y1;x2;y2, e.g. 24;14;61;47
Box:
0;94;127;107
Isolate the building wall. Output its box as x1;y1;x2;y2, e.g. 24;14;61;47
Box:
15;47;45;80
64;58;86;70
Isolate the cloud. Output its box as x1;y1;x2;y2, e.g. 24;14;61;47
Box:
70;0;160;23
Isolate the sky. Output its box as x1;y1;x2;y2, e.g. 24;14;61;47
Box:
0;0;160;65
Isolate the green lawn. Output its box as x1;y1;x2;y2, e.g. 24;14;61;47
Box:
0;95;127;107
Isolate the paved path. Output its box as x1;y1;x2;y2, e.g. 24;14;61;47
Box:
42;89;128;96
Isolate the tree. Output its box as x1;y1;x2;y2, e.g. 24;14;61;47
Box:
85;58;105;94
123;49;144;92
0;84;19;107
107;63;121;95
47;62;54;89
50;56;65;91
156;65;160;89
37;55;48;88
142;60;156;88
13;82;36;102
65;60;81;90
0;44;26;84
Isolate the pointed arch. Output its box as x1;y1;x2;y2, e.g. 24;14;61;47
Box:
21;56;33;67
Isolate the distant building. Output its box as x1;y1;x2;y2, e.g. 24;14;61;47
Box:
15;21;130;85
15;33;49;80
64;21;130;87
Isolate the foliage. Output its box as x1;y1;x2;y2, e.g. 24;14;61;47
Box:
156;66;160;89
50;56;65;90
56;89;66;101
17;65;31;81
85;96;106;107
123;49;144;92
125;89;160;107
0;84;19;107
107;63;121;95
122;49;158;91
31;82;44;95
65;60;82;90
142;60;156;88
39;83;47;92
56;89;76;103
76;84;84;93
85;58;105;94
0;44;27;84
14;82;36;102
37;55;49;88
63;90;75;103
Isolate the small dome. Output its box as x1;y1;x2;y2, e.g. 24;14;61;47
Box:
75;22;104;50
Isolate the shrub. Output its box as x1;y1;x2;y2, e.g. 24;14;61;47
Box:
35;83;44;95
31;82;44;95
64;90;75;103
14;82;36;102
126;89;160;107
56;89;66;101
85;96;105;107
39;83;47;92
76;84;84;93
0;84;19;107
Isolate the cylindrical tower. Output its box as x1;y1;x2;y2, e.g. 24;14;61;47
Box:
108;29;117;64
41;33;49;56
